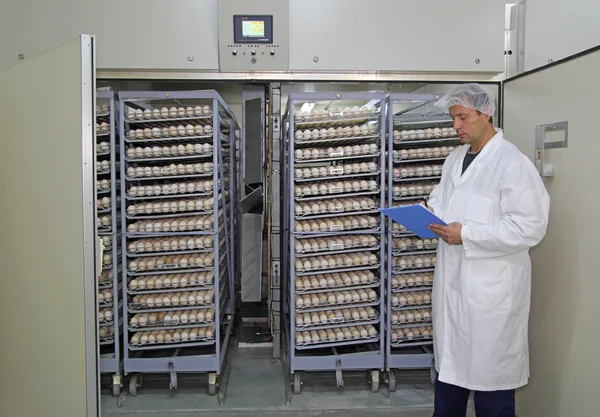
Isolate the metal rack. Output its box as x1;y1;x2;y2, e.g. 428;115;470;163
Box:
282;93;386;394
96;91;124;396
118;91;239;396
384;94;461;391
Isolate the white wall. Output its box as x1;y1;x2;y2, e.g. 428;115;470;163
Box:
524;0;600;71
0;0;506;75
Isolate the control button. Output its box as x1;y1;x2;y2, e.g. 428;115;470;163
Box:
232;50;238;56
251;50;257;56
270;50;275;56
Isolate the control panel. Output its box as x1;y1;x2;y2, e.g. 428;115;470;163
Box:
218;0;289;72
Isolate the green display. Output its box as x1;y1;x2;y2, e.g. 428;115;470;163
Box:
242;21;265;38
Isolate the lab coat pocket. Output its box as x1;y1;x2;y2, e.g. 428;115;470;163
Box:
468;259;512;308
464;195;493;224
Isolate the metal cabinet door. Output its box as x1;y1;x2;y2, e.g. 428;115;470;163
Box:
0;35;98;417
503;47;600;417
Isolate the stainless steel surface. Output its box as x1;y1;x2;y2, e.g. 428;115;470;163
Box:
82;33;101;417
98;70;503;82
241;213;264;302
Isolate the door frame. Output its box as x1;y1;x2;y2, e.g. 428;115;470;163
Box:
81;34;101;417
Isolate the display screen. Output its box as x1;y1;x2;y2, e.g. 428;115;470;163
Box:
242;21;265;38
234;15;273;43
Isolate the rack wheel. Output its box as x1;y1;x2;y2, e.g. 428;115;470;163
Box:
369;370;380;393
387;370;396;392
208;372;218;396
293;372;302;394
169;362;177;390
129;374;141;397
112;374;122;397
430;366;437;385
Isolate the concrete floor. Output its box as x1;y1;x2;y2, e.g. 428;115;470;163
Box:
101;347;474;417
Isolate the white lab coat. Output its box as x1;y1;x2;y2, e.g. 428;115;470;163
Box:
427;128;550;391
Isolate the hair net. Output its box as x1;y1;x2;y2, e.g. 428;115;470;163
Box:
434;83;495;116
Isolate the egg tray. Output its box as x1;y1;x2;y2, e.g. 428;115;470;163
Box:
392;256;436;270
392;148;454;159
127;251;223;272
128;281;215;295
98;279;114;290
126;189;214;201
128;243;220;261
126;170;214;183
295;243;380;258
125;133;221;145
96;130;110;137
129;319;215;332
295;151;381;164
294;224;380;236
99;319;115;327
393;157;447;165
124;151;214;163
295;189;379;202
128;336;216;351
391;240;438;251
391;301;432;311
97;188;111;195
393;136;460;146
126;214;223;235
127;264;216;278
392;192;432;202
126;227;223;248
295;260;380;275
295;279;380;294
391;318;433;330
294;112;378;127
391;283;433;293
128;299;215;313
125;113;214;125
295;314;380;331
390;335;433;347
97;167;111;176
100;335;116;346
295;133;379;146
295;334;380;351
126;208;216;221
295;299;379;314
126;193;221;208
391;248;437;257
393;175;442;183
295;169;380;183
294;207;379;221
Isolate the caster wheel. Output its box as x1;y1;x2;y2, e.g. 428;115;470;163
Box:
208;372;218;396
430;367;437;385
369;370;380;393
388;370;396;392
112;374;122;397
129;374;140;397
293;372;302;394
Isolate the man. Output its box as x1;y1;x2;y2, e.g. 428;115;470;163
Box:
425;84;550;417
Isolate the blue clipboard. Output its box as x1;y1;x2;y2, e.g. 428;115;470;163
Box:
380;204;447;238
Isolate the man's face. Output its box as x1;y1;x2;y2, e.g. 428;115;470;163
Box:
449;104;490;144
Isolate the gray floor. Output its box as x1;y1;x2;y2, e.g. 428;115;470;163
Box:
101;347;474;417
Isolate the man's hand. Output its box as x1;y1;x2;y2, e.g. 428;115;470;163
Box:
429;222;463;245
